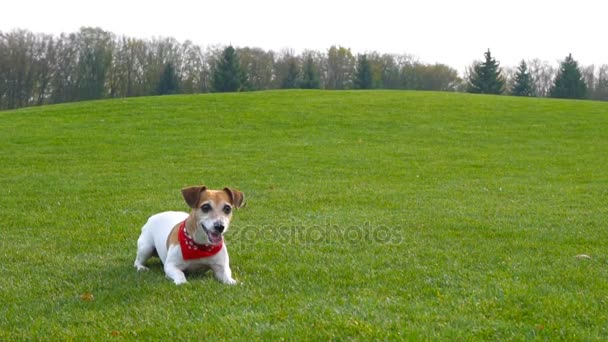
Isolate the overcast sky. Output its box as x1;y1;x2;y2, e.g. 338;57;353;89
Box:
1;0;606;72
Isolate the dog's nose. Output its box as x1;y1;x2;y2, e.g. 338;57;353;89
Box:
214;222;225;233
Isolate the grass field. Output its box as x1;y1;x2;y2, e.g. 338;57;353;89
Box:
1;90;607;340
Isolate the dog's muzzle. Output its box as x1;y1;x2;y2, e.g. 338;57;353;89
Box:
202;223;223;244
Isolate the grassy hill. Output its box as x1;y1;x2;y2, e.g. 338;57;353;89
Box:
1;90;607;339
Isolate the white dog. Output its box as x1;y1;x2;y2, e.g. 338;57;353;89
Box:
134;185;245;285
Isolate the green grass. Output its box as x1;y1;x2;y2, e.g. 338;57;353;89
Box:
1;90;607;340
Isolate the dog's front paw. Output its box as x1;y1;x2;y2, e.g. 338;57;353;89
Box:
223;278;238;285
173;278;188;285
134;264;149;272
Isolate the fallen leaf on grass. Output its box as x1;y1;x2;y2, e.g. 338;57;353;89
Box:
80;292;94;301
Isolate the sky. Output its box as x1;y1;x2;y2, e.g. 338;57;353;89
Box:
1;0;606;73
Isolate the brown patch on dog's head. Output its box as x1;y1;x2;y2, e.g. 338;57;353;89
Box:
181;186;207;208
223;187;245;209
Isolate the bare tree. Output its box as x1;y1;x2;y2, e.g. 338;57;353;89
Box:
581;64;596;98
237;47;274;91
528;59;556;97
0;30;37;109
0;32;7;108
141;37;182;95
50;33;78;103
33;34;55;105
591;64;608;101
502;65;516;94
108;36;148;98
180;41;206;93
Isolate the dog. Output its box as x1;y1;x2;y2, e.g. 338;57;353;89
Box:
134;185;245;285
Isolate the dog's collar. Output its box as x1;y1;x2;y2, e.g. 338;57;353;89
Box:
178;220;223;260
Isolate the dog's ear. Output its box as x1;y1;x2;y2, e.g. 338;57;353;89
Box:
181;186;207;208
223;187;245;209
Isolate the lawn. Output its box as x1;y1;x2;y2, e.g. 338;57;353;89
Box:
1;90;607;339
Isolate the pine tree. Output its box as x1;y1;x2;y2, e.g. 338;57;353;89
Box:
467;49;505;94
354;54;373;89
299;55;320;89
212;46;243;92
550;54;587;99
281;58;299;89
157;62;180;95
510;60;533;96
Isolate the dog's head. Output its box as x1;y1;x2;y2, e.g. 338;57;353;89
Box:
181;186;245;245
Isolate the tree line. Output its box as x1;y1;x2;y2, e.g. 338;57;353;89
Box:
465;49;606;100
1;27;606;110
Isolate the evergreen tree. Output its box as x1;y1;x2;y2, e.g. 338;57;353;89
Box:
467;49;505;94
354;54;373;89
510;60;533;96
299;55;320;89
157;62;180;95
549;53;587;99
212;46;243;92
281;57;299;89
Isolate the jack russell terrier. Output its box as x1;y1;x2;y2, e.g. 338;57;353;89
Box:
134;186;245;285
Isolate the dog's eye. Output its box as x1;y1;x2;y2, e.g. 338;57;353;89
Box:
223;205;232;214
201;203;212;213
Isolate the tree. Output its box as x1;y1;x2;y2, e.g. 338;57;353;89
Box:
325;46;355;89
237;47;274;91
142;37;182;96
157;62;179;95
32;34;55;105
281;57;299;89
528;58;555;97
467;49;505;94
49;33;78;103
75;27;114;101
591;64;608;101
354;54;373;89
273;49;296;89
299;54;320;89
0;30;36;109
581;65;595;97
510;60;533;96
211;46;244;92
180;41;206;94
550;54;586;99
402;62;460;91
368;53;401;89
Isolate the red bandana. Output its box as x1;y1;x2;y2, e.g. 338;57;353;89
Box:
178;220;223;260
